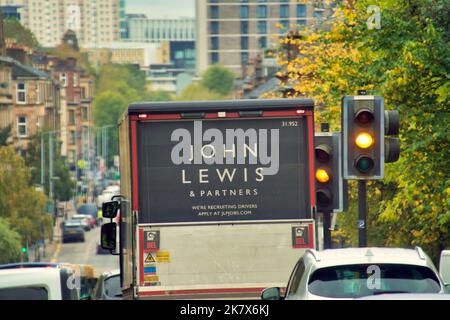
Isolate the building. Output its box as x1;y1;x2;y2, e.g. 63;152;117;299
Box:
0;57;13;136
1;4;21;20
146;63;199;94
0;0;121;48
123;14;196;43
83;41;170;71
50;57;93;168
196;0;333;76
9;58;60;155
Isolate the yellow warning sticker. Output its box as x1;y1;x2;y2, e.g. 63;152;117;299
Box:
156;251;170;263
145;252;156;263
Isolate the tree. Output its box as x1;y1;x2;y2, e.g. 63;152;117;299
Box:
0;147;52;248
277;0;450;259
25;132;75;202
200;64;235;97
0;125;11;146
0;218;21;264
3;18;40;49
176;82;226;101
93;64;172;166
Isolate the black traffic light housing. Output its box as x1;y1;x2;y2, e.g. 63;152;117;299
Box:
342;96;384;179
314;133;347;212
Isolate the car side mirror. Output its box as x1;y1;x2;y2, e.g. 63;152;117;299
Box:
101;223;117;250
261;287;281;300
102;201;119;219
439;250;450;287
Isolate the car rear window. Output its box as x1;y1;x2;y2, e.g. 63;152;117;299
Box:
0;287;48;300
307;264;441;298
77;204;97;216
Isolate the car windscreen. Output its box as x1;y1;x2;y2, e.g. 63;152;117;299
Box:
307;264;441;298
0;287;49;300
103;275;122;298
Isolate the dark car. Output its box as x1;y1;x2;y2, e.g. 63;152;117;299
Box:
92;270;122;300
62;220;85;243
77;203;99;225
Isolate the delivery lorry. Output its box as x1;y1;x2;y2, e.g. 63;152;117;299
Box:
101;99;318;299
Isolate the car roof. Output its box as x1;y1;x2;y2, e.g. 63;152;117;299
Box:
304;247;434;268
100;269;120;279
0;268;61;285
64;220;82;226
0;262;59;269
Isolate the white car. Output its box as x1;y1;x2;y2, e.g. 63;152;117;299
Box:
0;268;79;300
72;214;91;231
261;247;448;300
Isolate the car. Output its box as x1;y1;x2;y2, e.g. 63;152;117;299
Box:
72;214;91;231
77;203;99;225
92;269;122;300
62;220;85;243
261;247;447;300
0;267;79;300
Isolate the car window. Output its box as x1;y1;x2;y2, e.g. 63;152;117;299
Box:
285;258;306;297
103;275;122;298
307;264;442;298
0;287;48;300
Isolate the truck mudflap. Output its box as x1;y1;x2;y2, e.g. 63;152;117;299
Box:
136;283;286;300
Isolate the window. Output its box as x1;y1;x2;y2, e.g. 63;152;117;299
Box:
36;83;41;104
240;5;248;18
69;131;76;145
257;5;267;18
258;21;266;34
314;10;323;21
81;107;88;121
297;19;307;27
17;116;27;137
280;4;289;18
240;36;248;50
279;19;289;33
16;83;26;103
211;52;218;64
0;287;48;300
73;73;79;87
307;264;442;299
297;4;306;18
68;110;75;125
286;259;306;297
60;73;67;87
210;21;218;34
258;36;267;49
210;5;219;19
241;52;248;64
210;37;218;50
240;21;249;34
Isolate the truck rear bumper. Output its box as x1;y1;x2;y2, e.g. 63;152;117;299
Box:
136;283;285;300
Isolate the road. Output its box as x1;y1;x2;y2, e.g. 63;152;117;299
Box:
53;225;119;275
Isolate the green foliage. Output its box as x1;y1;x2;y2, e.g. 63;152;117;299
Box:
280;0;450;258
200;64;235;97
0;218;21;264
0;147;52;250
93;64;171;165
0;125;11;146
3;18;40;49
176;83;226;101
25;132;75;202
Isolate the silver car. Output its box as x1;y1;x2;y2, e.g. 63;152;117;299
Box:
262;247;447;300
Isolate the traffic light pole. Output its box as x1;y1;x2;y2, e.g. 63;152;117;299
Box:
358;180;367;247
323;211;332;249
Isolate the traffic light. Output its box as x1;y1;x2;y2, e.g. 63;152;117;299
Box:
314;133;347;212
21;246;27;254
342;95;400;179
342;96;384;179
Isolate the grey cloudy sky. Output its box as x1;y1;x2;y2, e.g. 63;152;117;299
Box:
125;0;195;19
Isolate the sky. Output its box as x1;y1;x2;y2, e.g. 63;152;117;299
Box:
125;0;195;19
